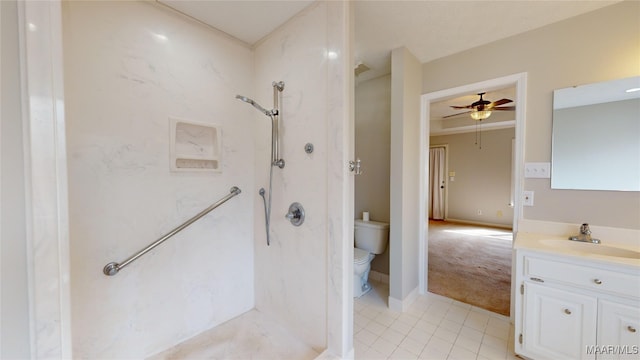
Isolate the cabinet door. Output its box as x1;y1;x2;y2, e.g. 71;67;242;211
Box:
598;299;640;360
523;282;597;360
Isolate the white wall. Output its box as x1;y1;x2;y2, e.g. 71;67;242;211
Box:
63;2;254;357
355;74;391;274
422;1;640;230
253;1;353;353
1;1;31;357
389;47;422;308
431;128;515;227
355;75;391;223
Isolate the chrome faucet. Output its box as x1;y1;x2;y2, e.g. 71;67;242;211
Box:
569;223;601;244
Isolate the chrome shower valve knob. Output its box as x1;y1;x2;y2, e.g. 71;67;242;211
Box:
285;202;305;226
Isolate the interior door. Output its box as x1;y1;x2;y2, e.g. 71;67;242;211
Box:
428;146;445;220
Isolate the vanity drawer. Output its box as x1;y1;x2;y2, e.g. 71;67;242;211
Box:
524;256;640;299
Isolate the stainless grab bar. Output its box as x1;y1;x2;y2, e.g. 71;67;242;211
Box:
103;186;241;276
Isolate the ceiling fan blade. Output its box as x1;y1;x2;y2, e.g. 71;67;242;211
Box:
487;98;513;108
492;106;516;111
450;105;474;109
443;110;471;118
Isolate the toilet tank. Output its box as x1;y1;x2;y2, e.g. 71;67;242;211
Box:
354;220;389;254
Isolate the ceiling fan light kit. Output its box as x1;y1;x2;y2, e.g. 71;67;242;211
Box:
446;92;516;149
448;92;515;120
470;110;492;120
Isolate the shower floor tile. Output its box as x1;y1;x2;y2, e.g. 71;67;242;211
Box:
149;309;318;360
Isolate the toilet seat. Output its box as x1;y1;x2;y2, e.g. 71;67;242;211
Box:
354;248;371;265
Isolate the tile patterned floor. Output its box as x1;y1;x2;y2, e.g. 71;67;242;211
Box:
354;281;519;360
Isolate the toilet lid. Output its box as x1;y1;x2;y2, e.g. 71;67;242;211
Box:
354;248;371;265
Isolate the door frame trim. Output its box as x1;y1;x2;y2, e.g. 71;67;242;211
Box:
418;73;527;300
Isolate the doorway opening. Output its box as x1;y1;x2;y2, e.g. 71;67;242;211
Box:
418;73;527;319
427;96;515;315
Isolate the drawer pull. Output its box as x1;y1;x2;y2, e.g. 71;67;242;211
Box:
593;279;602;285
628;326;637;333
564;309;572;315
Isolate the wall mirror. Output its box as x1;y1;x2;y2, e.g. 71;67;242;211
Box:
552;76;640;191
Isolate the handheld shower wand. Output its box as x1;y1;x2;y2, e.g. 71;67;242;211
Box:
235;95;273;117
235;93;284;168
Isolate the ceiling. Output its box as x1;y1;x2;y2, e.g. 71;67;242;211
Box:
158;0;315;45
156;0;621;129
353;0;620;82
158;0;620;81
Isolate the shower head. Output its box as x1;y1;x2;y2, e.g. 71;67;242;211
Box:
236;95;272;117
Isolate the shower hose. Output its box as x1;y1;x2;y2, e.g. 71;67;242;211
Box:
259;162;274;246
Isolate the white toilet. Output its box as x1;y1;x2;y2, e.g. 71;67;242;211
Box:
353;219;389;298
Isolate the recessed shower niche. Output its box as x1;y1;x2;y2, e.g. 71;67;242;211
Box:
169;117;221;172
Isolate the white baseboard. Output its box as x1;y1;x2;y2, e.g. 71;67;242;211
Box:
444;218;513;230
388;286;419;312
369;270;389;284
314;347;353;360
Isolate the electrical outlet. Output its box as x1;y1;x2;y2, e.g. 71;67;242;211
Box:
523;191;534;206
477;209;482;215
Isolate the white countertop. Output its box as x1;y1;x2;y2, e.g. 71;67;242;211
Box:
515;231;640;269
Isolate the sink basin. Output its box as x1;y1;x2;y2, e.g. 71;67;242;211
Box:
539;239;640;259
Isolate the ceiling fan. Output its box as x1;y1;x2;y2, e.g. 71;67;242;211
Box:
445;92;515;120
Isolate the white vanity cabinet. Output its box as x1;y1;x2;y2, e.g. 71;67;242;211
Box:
598;300;640;360
514;248;640;360
523;282;597;359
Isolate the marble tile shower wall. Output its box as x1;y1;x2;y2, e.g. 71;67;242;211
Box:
63;2;255;358
253;2;331;352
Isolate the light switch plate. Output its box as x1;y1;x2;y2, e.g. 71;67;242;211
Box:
524;162;550;178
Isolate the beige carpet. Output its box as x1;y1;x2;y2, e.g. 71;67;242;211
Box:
428;220;512;316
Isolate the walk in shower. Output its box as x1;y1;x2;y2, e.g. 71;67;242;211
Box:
17;0;352;358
